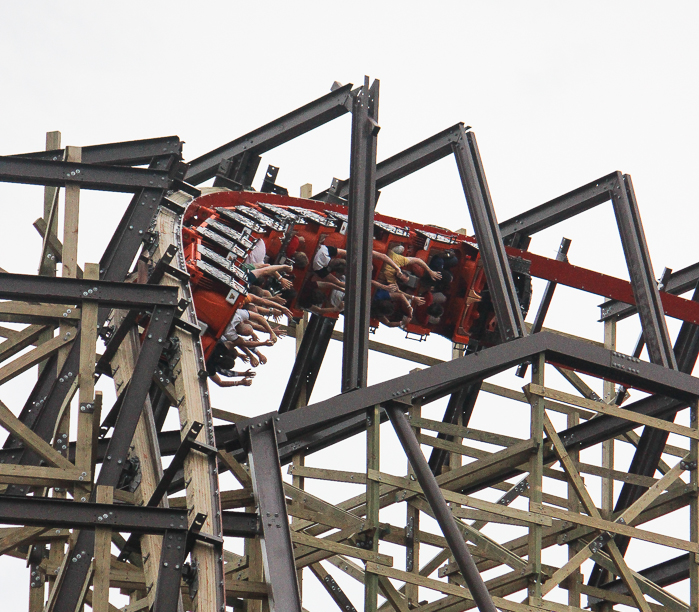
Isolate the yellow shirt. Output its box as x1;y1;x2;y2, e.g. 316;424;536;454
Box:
382;252;409;285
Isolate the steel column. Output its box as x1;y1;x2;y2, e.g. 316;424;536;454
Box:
612;174;676;369
386;404;497;612
151;530;187;612
246;418;302;612
343;77;379;392
452;127;526;341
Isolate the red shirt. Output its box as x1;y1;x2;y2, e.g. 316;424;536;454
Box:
413;292;434;326
286;236;300;257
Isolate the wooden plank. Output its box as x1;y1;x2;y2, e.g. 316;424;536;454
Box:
368;562;589;612
0;302;80;321
0;463;84;487
530;383;699;441
408;496;528;573
0;331;74;385
93;486;113;612
34;217;84;278
540;410;651;611
367;470;552;527
434;437;538;493
210;408;247;423
527;353;545;602
218;450;252;487
156;204;222;611
405;398;420;609
288;464;366;485
0;399;74;469
75;264;100;501
536;504;698;553
0;324;49;364
0;526;49;556
365;404;381;612
225;579;268;599
61;145;81;280
409;415;523;448
292;531;392;566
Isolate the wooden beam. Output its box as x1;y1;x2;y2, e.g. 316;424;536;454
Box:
0;331;74;386
0;464;84;487
93;485;113;612
530;383;699;441
34;217;84;279
292;531;392;566
0;399;74;469
0;324;49;364
75;263;100;501
0;526;49;556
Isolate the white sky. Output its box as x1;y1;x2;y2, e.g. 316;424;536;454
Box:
1;1;698;609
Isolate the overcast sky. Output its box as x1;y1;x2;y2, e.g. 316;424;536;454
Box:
1;2;698;609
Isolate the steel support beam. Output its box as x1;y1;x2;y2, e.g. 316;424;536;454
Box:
246;418;302;612
270;333;699;447
499;173;618;239
452;127;526;341
501;170;675;367
151;530;187;612
314;123;466;202
343;77;379;392
0;156;174;192
185;83;353;185
12;136;183;166
386;405;497;612
0;272;178;309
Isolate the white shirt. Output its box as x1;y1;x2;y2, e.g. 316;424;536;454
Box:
313;245;332;271
244;239;266;265
221;309;250;342
330;289;345;309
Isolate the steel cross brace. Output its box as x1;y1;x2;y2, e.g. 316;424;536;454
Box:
516;236;572;378
343;77;380;392
245;417;302;612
